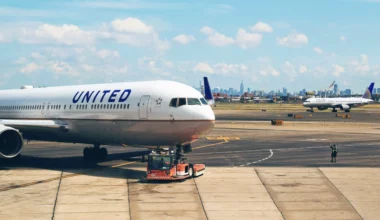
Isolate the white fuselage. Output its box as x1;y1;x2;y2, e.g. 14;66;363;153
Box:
303;97;373;109
0;81;215;147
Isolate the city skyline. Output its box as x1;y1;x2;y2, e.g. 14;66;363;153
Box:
1;1;380;92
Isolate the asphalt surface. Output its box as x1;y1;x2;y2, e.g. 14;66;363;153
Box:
215;110;380;122
1;122;380;170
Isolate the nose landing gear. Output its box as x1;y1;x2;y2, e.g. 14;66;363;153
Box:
83;144;108;161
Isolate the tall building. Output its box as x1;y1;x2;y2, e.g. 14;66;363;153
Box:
247;88;251;93
333;84;338;95
283;87;288;96
240;81;244;95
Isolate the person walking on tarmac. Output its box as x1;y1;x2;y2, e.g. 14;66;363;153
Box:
330;144;338;163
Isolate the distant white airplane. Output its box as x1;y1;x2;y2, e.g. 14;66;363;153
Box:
303;82;374;113
0;78;215;161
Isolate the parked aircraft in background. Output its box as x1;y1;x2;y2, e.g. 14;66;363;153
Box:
303;82;374;112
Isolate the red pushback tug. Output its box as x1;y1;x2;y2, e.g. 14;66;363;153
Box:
146;148;205;181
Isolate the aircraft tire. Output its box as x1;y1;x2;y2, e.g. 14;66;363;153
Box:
188;164;194;178
99;148;108;161
83;147;91;160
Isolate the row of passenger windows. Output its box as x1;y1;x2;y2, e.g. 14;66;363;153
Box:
169;98;208;107
0;104;130;111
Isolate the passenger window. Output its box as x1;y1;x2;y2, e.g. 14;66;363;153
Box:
127;104;130;109
200;98;208;105
188;98;201;105
169;98;177;107
178;98;186;107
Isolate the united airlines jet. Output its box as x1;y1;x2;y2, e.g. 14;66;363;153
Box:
303;82;374;113
0;78;215;161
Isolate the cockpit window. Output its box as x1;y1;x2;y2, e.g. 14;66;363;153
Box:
169;98;177;107
200;98;208;105
178;98;186;107
188;98;201;105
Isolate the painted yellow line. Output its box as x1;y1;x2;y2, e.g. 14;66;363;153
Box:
206;136;240;140
111;161;136;168
193;140;228;150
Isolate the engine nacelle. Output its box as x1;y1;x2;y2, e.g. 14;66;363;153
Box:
0;125;23;159
317;107;328;110
340;104;350;110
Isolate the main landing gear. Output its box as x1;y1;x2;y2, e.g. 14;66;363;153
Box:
332;108;337;113
83;144;108;161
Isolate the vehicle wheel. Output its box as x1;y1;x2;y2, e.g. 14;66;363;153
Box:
83;147;91;160
188;164;194;178
99;148;108;161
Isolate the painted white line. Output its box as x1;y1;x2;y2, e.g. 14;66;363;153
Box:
238;149;273;167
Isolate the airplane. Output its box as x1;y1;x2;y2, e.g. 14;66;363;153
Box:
0;78;215;161
303;82;374;113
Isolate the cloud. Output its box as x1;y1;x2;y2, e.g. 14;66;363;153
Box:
299;65;308;74
258;57;271;63
193;62;214;74
260;66;280;76
208;4;234;15
73;1;186;10
214;63;248;75
313;47;323;54
235;28;262;49
200;26;234;47
111;18;152;34
19;24;95;45
340;36;346;41
349;54;370;74
172;34;195;44
20;62;41;74
282;61;297;81
0;32;9;43
81;64;95;72
138;57;173;76
332;64;344;76
277;32;308;47
251;22;273;33
96;49;120;59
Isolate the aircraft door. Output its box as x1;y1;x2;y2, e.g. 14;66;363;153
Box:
139;95;150;119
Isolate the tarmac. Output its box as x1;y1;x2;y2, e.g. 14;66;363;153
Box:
1;111;380;220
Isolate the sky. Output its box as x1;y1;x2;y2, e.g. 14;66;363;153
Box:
1;0;380;93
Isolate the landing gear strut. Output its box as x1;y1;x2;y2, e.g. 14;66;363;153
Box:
332;108;337;113
83;144;108;161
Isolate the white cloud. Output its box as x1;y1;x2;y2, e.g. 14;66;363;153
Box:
283;61;297;81
349;54;370;74
235;28;262;49
172;34;195;44
15;57;28;65
96;49;120;59
258;57;271;63
208;4;234;15
111;18;152;34
20;62;41;74
138;57;174;76
332;64;344;76
277;32;308;47
313;47;323;54
260;66;280;76
200;26;215;35
200;26;234;47
299;65;308;74
340;36;346;41
193;62;214;74
19;24;95;45
251;22;273;33
0;32;8;43
81;64;95;72
214;63;248;75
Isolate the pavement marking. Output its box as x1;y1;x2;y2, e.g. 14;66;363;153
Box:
0;160;136;192
193;140;229;150
111;161;136;168
238;149;273;167
206;136;240;140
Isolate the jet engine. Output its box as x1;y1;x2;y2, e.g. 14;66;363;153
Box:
0;125;23;159
340;104;350;110
317;107;328;110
